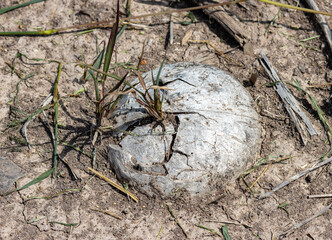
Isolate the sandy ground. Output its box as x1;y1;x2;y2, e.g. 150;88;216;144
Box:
0;0;332;239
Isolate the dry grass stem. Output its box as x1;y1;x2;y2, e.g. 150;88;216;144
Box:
308;194;332;199
91;208;122;220
281;203;332;238
259;156;332;199
88;167;139;202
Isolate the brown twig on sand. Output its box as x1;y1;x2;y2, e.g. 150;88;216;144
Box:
91;208;122;220
191;0;249;46
88;167;139;202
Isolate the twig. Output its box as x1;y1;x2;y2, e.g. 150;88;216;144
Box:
166;204;189;239
309;82;332;88
259;52;317;145
91;208;122;220
191;0;249;46
308;194;332;199
88;167;138;202
259;156;332;199
303;0;332;54
280;203;332;238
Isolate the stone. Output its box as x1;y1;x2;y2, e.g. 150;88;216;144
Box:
108;62;261;199
0;157;25;194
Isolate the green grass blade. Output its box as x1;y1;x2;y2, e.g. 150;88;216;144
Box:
105;95;123;118
153;59;165;116
15;51;46;62
288;79;332;141
196;224;222;237
0;30;58;36
53;62;63;178
221;225;232;240
87;69;101;102
5;168;54;195
155;58;165;87
73;87;86;96
49;221;78;227
102;0;120;83
116;0;131;40
85;48;105;82
61;141;92;158
0;0;46;15
7;103;53;128
28;188;82;200
258;0;332;16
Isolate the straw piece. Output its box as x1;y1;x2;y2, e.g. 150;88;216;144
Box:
308;193;332;199
91;208;122;220
88;167;138;202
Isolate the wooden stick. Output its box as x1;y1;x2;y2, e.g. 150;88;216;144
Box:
191;0;249;46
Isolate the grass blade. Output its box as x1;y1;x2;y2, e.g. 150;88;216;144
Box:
258;0;332;16
0;0;46;15
49;221;78;227
155;58;165;87
102;0;120;83
0;30;58;36
166;204;189;239
153;59;165;118
7;103;53;128
52;62;62;178
99;73;129;103
5;168;54;195
221;225;231;240
28;188;82;200
288;78;332;140
196;224;222;237
85;48;105;82
61;141;92;158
